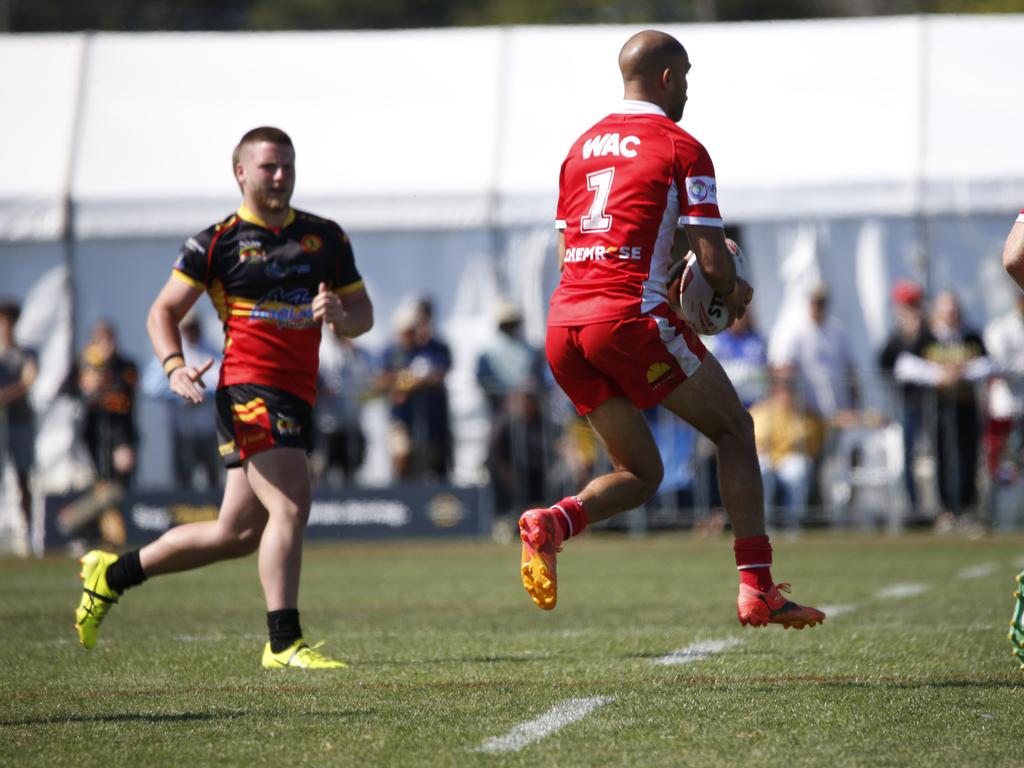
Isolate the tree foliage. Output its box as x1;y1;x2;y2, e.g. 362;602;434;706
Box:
5;0;1023;32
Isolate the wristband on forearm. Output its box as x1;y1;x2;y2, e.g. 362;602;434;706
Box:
162;353;185;377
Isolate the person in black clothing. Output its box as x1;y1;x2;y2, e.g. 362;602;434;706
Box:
378;299;453;482
878;280;932;515
0;301;37;544
925;290;990;521
78;320;139;486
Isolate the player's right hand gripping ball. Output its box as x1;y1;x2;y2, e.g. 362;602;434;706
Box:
676;238;749;336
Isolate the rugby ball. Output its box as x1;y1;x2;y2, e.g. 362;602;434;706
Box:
677;239;749;336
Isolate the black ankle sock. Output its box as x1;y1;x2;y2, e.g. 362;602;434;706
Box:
267;609;302;653
104;549;147;595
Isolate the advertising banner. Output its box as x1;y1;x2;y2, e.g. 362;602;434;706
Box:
44;483;491;551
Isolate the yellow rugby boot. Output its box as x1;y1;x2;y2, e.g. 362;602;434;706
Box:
261;639;348;669
75;550;121;649
1008;571;1024;669
519;508;565;611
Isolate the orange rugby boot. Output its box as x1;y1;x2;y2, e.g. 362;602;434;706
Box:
519;508;565;611
737;581;825;629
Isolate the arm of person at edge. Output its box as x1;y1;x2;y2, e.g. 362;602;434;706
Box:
1003;218;1024;291
146;276;214;405
313;282;374;340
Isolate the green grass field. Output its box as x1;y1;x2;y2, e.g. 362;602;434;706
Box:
3;531;1023;767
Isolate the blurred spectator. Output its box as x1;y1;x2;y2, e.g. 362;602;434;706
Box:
896;290;990;527
0;301;37;546
476;299;545;414
771;282;861;517
983;285;1024;526
878;279;933;514
544;385;600;503
643;405;699;525
707;306;769;409
314;333;374;488
694;307;769;518
929;291;990;523
749;365;828;532
141;311;222;491
378;298;452;482
77;320;139;486
771;282;860;425
487;389;548;520
476;299;547;518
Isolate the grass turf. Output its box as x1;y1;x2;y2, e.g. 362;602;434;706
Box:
2;531;1023;767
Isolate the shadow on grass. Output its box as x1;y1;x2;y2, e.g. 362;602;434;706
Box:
654;673;1024;689
0;709;372;727
372;654;551;666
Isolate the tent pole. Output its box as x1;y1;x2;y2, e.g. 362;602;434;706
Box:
912;14;930;295
61;31;94;360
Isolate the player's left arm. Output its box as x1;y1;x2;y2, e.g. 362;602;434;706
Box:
1002;214;1024;290
315;282;374;339
683;223;752;320
316;225;374;338
555;157;569;272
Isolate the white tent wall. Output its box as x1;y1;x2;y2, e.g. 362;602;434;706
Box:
1;17;1022;495
0;35;82;240
71;29;505;236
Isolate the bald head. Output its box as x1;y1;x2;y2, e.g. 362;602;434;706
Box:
619;30;690;121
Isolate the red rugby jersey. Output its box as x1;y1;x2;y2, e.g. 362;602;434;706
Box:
549;100;723;327
172;205;363;404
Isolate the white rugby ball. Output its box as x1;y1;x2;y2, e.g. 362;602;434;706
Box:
677;239;749;336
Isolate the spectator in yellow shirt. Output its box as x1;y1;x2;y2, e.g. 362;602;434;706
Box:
750;365;828;533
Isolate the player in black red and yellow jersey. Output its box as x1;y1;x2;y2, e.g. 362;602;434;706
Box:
74;127;374;669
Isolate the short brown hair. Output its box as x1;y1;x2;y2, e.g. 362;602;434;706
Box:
0;301;20;324
232;126;294;170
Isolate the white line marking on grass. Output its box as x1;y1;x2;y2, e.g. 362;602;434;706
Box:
819;604;857;618
476;696;614;754
875;582;929;599
957;563;996;580
652;637;744;666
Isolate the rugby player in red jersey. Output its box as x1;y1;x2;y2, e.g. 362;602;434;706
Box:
520;30;824;629
74;127;374;668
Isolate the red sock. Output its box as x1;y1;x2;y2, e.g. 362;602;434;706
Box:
734;535;774;591
551;496;589;540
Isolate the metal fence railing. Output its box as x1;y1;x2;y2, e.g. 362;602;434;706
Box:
4;368;1022;539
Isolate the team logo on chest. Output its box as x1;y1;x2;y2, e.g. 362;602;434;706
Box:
239;239;267;262
300;234;323;254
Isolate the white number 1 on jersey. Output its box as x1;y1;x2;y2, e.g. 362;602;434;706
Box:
581;167;614;233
